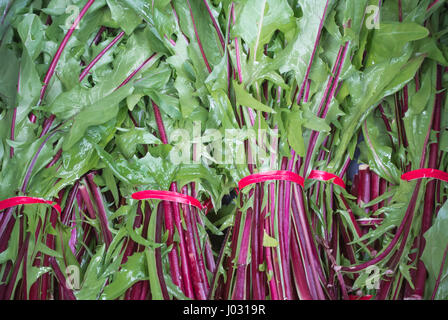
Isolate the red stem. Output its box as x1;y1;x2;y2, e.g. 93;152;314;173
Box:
202;0;225;51
45;148;62;168
154;205;170;300
296;0;331;104
208;228;231;299
0;207;15;253
378;178;388;210
22;129;60;193
151;100;198;297
250;185;263;299
290;234;313;300
181;201;207;299
371;172;380;213
80;31;125;81
186;0;212;73
78;185;100;240
223;209;242;298
86;173;113;249
291;187;326;299
357;165;371;212
91;26;106;46
41;206;60;300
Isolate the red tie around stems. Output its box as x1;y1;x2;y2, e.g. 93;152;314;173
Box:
191;169;348;212
307;170;346;189
238;170;305;191
401;168;448;183
0;196;61;214
131;190;204;210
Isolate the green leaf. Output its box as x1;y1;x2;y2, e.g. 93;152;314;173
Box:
301;106;331;132
103;167;120;207
173;0;222;68
62;84;134;151
116;128;161;159
16;13;45;60
233;81;274;113
16;48;41;124
166;34;200;117
415;37;448;66
366;23;429;65
0;47;19;107
286;112;305;157
134;63;172;91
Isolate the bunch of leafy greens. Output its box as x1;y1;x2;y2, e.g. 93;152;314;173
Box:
0;0;447;301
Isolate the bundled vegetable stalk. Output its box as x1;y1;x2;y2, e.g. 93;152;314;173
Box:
205;0;336;299
201;0;441;300
0;0;223;300
337;1;448;300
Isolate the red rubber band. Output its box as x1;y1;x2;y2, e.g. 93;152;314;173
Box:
0;196;61;214
238;170;304;191
132;190;203;210
401;168;448;183
308;170;346;189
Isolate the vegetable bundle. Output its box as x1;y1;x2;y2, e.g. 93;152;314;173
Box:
0;0;447;301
